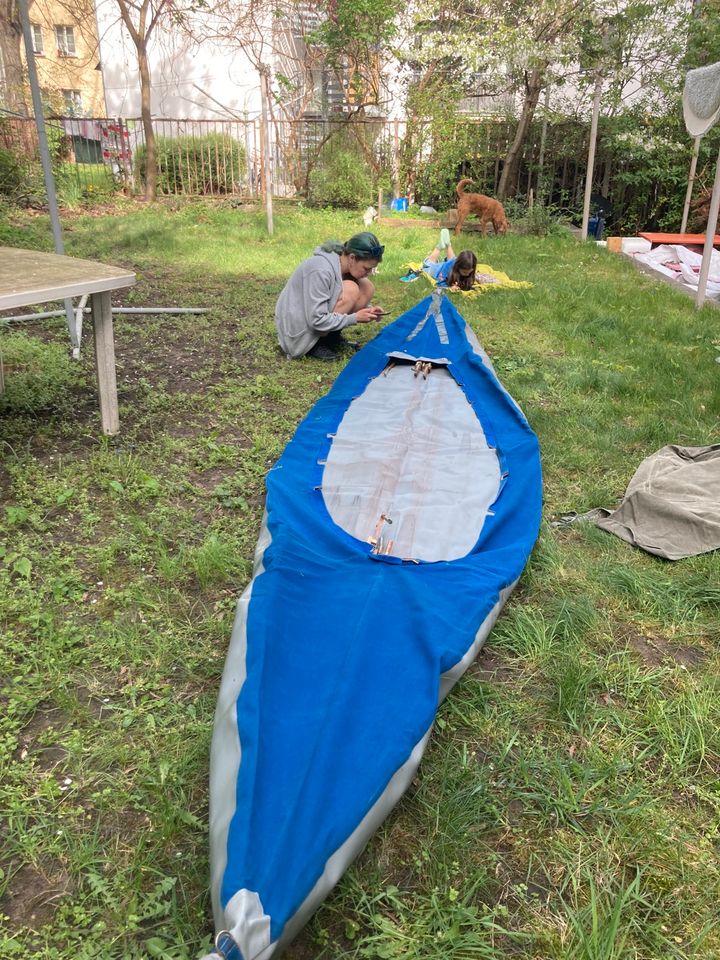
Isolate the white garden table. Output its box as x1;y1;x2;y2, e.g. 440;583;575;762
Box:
0;247;135;435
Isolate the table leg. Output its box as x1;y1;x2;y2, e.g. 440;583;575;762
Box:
91;290;120;435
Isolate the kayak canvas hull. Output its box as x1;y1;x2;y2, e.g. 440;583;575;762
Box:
206;291;542;960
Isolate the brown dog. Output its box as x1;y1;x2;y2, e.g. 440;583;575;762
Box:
454;179;509;237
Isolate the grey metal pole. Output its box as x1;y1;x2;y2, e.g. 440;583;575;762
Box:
581;71;603;241
695;142;720;309
17;0;76;348
3;306;210;323
680;136;701;234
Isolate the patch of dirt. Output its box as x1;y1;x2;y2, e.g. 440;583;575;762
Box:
504;798;524;824
190;466;238;492
469;647;515;683
72;683;118;720
14;703;70;771
0;861;74;928
283;932;329;960
0;264;259;475
91;805;154;848
622;628;707;669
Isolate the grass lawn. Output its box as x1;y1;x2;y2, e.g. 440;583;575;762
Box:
1;199;719;960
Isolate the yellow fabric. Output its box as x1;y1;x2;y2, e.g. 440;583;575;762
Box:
403;261;532;298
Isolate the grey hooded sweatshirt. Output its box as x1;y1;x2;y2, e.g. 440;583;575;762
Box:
275;247;358;358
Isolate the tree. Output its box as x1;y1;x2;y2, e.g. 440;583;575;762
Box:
187;0;330;193
402;0;593;198
191;0;401;193
685;0;720;68
0;0;27;114
400;0;694;200
110;0;170;200
107;0;204;200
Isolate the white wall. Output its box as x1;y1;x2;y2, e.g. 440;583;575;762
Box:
95;1;262;119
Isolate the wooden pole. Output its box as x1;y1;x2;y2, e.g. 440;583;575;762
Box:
695;142;720;309
259;68;274;236
537;85;550;200
393;119;400;199
680;136;702;234
91;291;120;435
581;70;603;241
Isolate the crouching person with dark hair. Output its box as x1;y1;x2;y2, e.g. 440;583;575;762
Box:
275;232;386;361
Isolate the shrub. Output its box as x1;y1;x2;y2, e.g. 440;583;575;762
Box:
412;130;490;210
308;146;373;209
502;199;568;237
135;133;246;195
0;147;25;199
0;332;82;414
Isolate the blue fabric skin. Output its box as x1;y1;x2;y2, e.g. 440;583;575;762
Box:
220;294;542;950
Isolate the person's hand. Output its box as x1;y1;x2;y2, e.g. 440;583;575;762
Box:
356;306;383;323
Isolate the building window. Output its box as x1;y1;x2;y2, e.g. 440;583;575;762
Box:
62;89;82;116
55;25;76;57
31;24;44;55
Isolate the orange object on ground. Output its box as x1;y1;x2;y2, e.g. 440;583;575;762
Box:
638;232;720;246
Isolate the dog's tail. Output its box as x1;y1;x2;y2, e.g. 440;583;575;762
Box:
456;178;475;197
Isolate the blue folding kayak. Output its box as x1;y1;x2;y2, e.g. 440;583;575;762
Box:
203;291;542;960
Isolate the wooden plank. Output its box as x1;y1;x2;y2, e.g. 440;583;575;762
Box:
377;213;485;232
91;290;120;436
638;232;720;247
0;247;135;310
377;217;440;229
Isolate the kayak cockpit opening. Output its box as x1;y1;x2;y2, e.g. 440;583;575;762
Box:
320;357;503;563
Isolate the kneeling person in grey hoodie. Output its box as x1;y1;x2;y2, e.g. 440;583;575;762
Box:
275;232;386;361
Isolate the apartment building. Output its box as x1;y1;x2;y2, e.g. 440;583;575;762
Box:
22;0;105;116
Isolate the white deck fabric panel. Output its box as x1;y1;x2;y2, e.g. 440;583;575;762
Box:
632;243;720;297
322;364;501;562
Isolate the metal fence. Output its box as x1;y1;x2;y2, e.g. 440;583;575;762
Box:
0;111;691;229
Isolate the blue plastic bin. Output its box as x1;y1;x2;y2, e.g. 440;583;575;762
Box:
588;215;605;240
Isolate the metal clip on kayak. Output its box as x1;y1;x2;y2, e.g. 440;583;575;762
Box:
369;513;393;554
200;929;244;960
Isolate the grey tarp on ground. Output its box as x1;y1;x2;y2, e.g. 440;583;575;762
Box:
593;444;720;560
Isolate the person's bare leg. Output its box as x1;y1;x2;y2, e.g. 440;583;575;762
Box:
355;277;375;308
425;247;442;264
445;243;456;259
334;279;363;313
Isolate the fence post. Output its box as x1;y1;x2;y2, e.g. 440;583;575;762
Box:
537;85;550;200
581;69;603;241
681;136;701;234
393;119;400;199
117;118;133;194
695;142;720;309
259;67;274;236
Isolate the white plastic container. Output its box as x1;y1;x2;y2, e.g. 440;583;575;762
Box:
621;237;652;255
